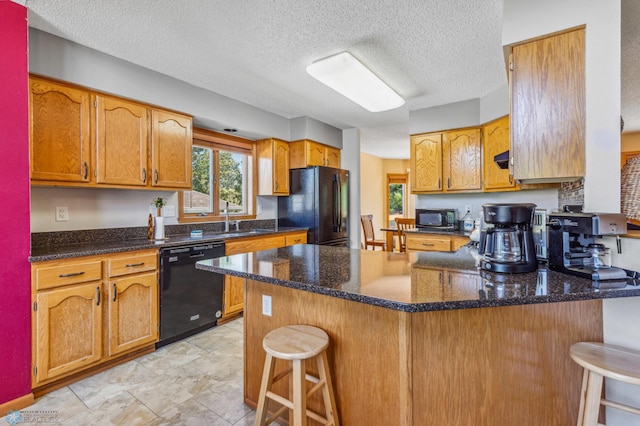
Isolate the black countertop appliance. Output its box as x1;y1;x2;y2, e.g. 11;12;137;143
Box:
278;166;349;247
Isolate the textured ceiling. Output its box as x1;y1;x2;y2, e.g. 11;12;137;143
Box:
23;1;635;158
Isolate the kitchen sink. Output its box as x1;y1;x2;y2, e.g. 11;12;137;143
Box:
219;229;275;238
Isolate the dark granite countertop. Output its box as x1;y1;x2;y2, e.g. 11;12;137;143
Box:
196;244;640;312
29;227;307;262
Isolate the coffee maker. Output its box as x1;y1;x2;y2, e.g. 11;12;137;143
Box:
478;203;538;273
548;212;628;281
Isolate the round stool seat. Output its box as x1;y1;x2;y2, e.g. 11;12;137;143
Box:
570;342;640;385
263;324;329;361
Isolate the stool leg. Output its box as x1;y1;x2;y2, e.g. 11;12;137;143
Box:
582;370;604;426
292;359;307;426
255;353;276;426
316;351;340;426
577;368;588;425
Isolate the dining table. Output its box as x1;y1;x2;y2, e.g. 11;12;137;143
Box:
380;226;399;252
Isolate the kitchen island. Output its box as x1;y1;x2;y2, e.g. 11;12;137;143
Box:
196;244;640;425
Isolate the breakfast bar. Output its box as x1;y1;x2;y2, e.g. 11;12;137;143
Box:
196;244;640;425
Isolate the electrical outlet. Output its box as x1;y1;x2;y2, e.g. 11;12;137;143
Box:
464;204;472;214
262;295;272;316
55;206;69;222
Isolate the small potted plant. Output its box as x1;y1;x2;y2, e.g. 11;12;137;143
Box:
152;197;166;217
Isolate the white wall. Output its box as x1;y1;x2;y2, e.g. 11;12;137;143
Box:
342;128;361;248
289;116;343;148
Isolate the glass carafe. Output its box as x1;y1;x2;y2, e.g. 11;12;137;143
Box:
493;228;522;262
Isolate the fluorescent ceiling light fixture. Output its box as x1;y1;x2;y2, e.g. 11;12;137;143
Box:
306;52;405;113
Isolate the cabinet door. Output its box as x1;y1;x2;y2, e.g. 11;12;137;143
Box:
411;267;444;301
306;141;326;166
95;95;149;186
151;110;193;188
511;28;585;181
411;133;443;192
224;275;245;316
445;271;481;300
483;116;516;191
444;128;482;191
29;77;91;183
107;272;158;356
33;283;102;384
325;146;341;168
405;234;452;252
273;139;290;194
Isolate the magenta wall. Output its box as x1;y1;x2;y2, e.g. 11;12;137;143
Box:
0;1;32;405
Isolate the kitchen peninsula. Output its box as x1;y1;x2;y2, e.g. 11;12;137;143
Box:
197;245;640;425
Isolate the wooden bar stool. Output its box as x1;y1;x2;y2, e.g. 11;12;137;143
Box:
254;325;339;426
570;342;640;425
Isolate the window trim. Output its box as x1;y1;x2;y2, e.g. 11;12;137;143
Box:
178;128;257;223
386;173;408;227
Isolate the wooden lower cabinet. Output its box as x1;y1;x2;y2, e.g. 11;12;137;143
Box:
221;231;307;319
33;282;103;383
31;249;159;389
405;232;469;252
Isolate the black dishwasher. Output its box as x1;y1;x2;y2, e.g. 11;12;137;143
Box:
157;241;225;347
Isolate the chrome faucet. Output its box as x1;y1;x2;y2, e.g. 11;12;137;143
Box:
224;201;230;232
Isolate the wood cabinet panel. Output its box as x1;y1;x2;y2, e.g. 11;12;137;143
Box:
443;128;482;191
34;260;102;291
405;234;452;252
257;138;289;195
289;139;341;169
95;95;149;186
107;252;158;277
224;275;245;316
29;76;91;183
151;109;193;188
410;133;443;192
510;27;585;182
33;283;102;384
107;271;158;356
483;115;516;191
225;235;287;256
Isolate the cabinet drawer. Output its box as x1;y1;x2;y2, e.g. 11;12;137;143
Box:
285;233;306;246
34;260;103;291
405;235;452;252
107;252;158;277
226;235;286;255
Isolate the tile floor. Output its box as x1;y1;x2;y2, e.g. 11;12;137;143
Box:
16;318;277;425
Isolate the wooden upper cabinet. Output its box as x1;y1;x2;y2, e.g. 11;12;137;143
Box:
444;128;482;191
510;27;585;182
257;138;290;196
95;95;149;186
483;115;516;191
29;76;91;183
151;109;193;189
289;139;341;169
410;133;443;192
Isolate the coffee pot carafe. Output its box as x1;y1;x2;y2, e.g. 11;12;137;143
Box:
478;203;538;273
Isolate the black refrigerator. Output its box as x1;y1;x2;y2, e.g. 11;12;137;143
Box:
278;166;349;246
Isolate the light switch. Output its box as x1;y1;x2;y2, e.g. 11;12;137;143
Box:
262;295;272;316
164;205;176;217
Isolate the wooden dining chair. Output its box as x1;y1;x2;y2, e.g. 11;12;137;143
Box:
361;215;386;250
395;217;416;253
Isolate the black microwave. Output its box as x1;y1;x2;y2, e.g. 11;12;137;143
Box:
415;209;458;231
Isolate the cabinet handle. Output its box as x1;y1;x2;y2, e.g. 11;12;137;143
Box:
275;181;278;190
422;243;435;247
437;178;441;189
125;262;145;267
58;271;85;278
142;168;147;183
96;286;101;306
112;283;117;302
83;162;89;180
154;169;159;184
509;174;514;184
447;177;451;189
293;238;301;243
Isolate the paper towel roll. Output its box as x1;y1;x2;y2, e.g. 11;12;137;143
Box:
154;216;165;240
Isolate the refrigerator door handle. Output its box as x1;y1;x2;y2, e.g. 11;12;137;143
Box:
333;175;339;232
337;174;342;231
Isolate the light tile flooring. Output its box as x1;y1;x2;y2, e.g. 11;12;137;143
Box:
19;318;274;425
